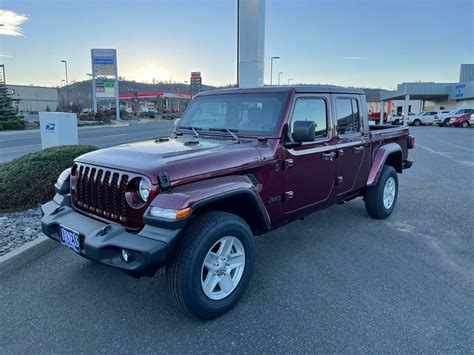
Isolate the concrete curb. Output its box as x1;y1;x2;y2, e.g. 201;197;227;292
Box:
0;235;58;276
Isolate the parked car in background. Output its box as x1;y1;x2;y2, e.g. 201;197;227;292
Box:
406;111;438;126
368;111;388;123
469;114;474;126
432;110;453;126
389;113;415;125
435;108;474;127
450;114;471;128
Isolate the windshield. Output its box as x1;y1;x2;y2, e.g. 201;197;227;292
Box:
178;93;287;136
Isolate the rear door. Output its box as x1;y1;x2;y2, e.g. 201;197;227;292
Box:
333;95;370;196
283;94;337;213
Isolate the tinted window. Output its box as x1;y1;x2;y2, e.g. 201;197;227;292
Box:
290;98;327;139
336;98;360;135
178;93;286;136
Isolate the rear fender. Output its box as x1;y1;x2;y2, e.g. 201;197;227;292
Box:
367;143;402;186
146;175;271;232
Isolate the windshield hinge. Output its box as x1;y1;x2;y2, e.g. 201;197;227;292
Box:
158;172;172;191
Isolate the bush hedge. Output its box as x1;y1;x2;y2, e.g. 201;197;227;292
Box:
0;145;97;212
0;118;25;131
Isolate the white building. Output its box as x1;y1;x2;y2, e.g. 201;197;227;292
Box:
6;85;59;113
380;64;474;115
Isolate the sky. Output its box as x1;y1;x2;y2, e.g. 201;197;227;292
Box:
0;0;473;90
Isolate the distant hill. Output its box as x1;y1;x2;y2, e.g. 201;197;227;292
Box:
58;80;217;109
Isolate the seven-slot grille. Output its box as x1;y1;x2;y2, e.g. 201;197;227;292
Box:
73;164;129;222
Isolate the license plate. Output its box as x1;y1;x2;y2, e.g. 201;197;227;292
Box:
60;226;80;253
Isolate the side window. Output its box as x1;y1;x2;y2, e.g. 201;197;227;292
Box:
336;98;360;135
290;98;327;140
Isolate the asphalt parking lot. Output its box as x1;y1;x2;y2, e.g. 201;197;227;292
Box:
1;126;473;353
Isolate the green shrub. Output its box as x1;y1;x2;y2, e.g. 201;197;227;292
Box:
0;145;97;212
0;118;26;131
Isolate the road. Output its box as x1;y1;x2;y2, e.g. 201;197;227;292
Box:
0;121;174;163
1;126;473;353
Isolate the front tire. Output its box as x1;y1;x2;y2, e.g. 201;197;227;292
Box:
365;165;398;219
413;119;421;126
166;211;255;319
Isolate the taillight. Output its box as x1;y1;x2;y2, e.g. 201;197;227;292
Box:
408;135;415;149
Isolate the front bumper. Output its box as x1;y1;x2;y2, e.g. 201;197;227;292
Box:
41;196;182;277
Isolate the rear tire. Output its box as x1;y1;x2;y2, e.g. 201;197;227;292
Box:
365;165;398;219
166;211;255;319
444;119;451;127
461;121;469;128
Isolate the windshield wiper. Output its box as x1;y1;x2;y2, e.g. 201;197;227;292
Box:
209;128;240;143
178;126;201;138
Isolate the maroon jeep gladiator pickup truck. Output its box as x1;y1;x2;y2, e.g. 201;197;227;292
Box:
41;86;414;319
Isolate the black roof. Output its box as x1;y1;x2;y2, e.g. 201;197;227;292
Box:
198;85;364;96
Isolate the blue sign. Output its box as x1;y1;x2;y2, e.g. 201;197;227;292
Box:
45;123;55;132
93;57;114;65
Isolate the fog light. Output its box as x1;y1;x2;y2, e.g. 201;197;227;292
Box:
121;249;130;263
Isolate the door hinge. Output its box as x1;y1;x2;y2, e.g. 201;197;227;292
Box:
284;159;294;169
335;176;344;185
284;191;294;201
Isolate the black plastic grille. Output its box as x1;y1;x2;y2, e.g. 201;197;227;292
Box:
74;164;129;222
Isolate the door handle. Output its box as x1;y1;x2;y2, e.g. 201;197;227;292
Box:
322;152;336;161
353;146;364;153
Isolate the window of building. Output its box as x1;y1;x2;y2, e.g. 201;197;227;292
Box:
336;98;360;135
289;98;328;140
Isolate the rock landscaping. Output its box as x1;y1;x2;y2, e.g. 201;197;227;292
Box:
0;208;42;256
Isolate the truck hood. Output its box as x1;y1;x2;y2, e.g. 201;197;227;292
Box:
75;136;264;184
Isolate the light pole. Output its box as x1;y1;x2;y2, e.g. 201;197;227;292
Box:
287;78;293;86
87;74;94;113
270;56;280;85
278;72;284;86
61;80;66;110
61;60;69;110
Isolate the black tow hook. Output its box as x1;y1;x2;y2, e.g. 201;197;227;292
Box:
99;225;113;236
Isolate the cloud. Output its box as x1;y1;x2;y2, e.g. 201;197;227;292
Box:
0;53;13;57
341;56;371;60
0;9;28;37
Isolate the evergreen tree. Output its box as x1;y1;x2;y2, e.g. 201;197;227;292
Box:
0;85;18;121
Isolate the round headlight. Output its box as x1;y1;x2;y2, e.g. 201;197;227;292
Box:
138;178;150;202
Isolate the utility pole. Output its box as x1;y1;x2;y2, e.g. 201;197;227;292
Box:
270;56;280;85
61;60;69;111
287;78;293;86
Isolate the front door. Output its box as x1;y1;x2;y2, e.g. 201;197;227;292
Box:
283;95;337;214
333;96;370;196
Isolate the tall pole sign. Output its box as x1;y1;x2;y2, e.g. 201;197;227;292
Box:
238;0;265;88
190;72;202;97
91;49;120;120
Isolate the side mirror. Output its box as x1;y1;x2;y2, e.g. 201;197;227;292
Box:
292;121;315;142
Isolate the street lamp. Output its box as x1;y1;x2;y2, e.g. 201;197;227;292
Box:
287;78;293;86
61;60;69;110
278;72;284;86
270;56;280;85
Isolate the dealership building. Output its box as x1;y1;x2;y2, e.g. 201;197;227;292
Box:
6;85;59;113
378;64;474;116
